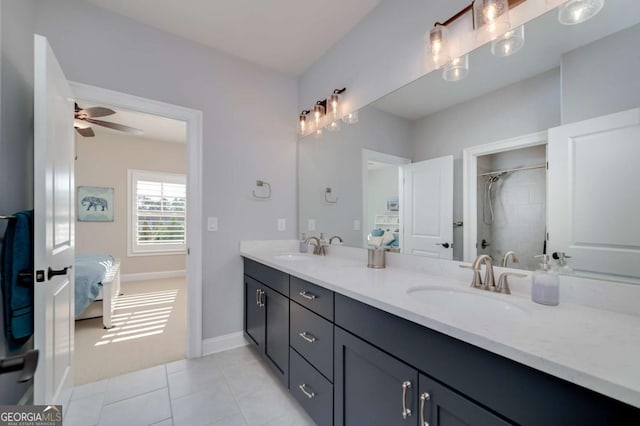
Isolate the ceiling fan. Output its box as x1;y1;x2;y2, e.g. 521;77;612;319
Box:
74;103;143;137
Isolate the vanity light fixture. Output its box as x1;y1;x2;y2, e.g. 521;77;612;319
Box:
443;55;470;82
474;0;511;43
298;110;310;135
299;88;354;138
491;25;525;57
428;24;451;69
557;0;604;25
342;110;359;124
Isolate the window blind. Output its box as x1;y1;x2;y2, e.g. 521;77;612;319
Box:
135;180;186;247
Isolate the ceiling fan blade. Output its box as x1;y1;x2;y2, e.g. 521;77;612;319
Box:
79;106;116;118
76;126;95;137
85;118;144;135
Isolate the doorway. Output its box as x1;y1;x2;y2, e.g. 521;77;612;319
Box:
70;82;203;365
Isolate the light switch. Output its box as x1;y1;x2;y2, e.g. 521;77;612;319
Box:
277;218;286;231
308;219;316;231
208;217;218;232
353;219;360;231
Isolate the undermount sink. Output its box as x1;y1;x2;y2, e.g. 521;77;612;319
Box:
406;286;531;317
274;253;313;261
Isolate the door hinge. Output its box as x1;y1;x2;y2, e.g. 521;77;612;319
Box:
546;161;549;170
187;248;190;255
546;232;550;241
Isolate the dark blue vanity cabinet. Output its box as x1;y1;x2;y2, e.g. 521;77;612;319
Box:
243;259;290;386
243;258;640;426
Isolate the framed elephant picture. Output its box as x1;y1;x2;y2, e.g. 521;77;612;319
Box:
77;186;114;222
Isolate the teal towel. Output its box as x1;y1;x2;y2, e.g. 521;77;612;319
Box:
1;210;34;352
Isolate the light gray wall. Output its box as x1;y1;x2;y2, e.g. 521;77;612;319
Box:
562;23;640;124
298;0;470;111
298;107;411;247
411;68;561;260
0;0;35;405
32;0;298;340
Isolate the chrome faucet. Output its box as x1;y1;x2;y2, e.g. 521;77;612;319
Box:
329;235;343;244
502;251;519;268
305;236;326;256
496;272;527;295
470;254;496;291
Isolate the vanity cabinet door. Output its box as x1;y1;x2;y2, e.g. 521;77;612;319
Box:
244;275;265;350
335;327;418;426
264;286;289;387
418;374;512;426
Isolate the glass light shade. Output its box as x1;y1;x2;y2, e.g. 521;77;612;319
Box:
314;127;323;139
442;55;469;82
327;120;341;132
298;114;308;135
313;103;326;127
558;0;604;25
491;25;525;57
427;25;451;69
342;110;359;124
474;0;511;43
327;93;341;120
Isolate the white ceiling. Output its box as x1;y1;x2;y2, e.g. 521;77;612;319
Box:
87;0;383;75
77;102;187;144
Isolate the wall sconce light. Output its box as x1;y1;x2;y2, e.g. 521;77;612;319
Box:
298;110;310;135
491;25;525;57
299;88;354;138
474;0;511;43
428;25;451;69
342;110;359;124
557;0;604;25
443;55;470;82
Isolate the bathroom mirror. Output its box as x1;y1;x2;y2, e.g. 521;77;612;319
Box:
298;2;640;279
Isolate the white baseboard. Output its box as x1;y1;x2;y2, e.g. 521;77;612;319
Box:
121;270;186;283
202;332;248;356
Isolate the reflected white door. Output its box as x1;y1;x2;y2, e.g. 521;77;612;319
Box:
548;108;640;279
33;34;75;405
400;156;454;258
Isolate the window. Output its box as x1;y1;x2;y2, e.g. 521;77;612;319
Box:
128;170;187;255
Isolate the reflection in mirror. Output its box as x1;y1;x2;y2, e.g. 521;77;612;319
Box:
298;2;640;280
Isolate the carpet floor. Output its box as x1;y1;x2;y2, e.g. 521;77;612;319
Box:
74;277;187;385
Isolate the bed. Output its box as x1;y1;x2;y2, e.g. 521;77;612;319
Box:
74;254;121;329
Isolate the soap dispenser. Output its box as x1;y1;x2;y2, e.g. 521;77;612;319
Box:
532;254;559;306
552;251;573;275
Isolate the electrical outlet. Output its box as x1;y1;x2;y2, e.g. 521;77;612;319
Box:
308;219;316;231
277;218;286;231
208;217;218;232
353;219;360;231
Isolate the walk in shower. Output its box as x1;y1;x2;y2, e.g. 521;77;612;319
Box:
476;145;547;271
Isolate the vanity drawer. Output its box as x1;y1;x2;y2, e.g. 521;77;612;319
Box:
243;258;289;296
290;276;333;320
290;347;333;426
290;301;333;381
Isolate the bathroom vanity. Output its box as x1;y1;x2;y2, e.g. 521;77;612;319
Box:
242;243;640;425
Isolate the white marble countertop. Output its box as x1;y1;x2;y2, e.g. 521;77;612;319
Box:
240;242;640;408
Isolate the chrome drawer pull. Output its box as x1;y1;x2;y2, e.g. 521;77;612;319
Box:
299;384;316;399
299;291;317;300
402;381;412;419
299;332;317;343
420;392;430;426
255;288;260;306
259;290;265;308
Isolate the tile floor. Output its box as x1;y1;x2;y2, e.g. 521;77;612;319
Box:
64;345;316;426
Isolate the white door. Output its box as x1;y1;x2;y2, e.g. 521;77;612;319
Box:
548;108;640;279
400;156;454;258
33;34;75;405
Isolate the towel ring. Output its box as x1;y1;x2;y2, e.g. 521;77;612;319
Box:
253;180;271;200
324;187;338;204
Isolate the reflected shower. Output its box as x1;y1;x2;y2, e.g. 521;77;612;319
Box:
483;172;507;225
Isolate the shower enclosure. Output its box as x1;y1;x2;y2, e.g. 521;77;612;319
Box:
476;145;547;271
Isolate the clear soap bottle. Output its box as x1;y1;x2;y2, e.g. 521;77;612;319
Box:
532;254;559;306
299;233;308;253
